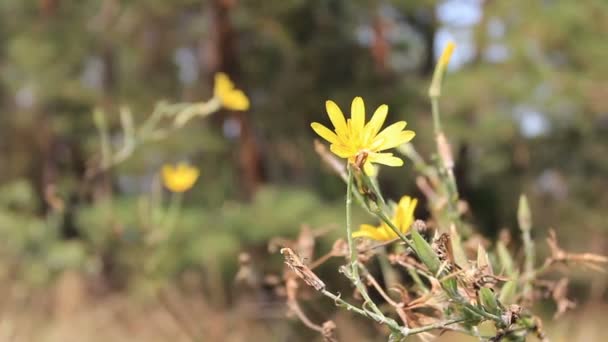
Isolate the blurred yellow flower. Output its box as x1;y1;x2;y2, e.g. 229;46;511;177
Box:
438;41;456;69
214;72;250;111
353;196;418;241
161;163;200;193
311;97;415;175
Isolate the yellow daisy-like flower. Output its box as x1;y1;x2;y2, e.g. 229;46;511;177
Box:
353;196;418;241
161;163;200;193
438;41;456;70
311;97;415;175
214;72;250;111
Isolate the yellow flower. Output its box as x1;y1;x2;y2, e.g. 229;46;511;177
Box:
311;97;415;175
161;163;200;193
437;41;456;69
214;72;250;111
353;196;418;241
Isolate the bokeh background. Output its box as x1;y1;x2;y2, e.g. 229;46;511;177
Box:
0;0;606;341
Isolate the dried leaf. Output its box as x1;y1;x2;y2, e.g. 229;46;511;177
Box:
281;248;326;291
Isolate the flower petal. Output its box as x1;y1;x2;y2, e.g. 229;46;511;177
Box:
325;100;347;134
374;125;415;151
311;122;339;144
214;72;233;98
223;90;250;110
353;224;383;240
364;104;388;141
371;153;404;167
162;163;200;192
395;196;414;232
370;121;406;149
379;131;415;151
329;143;354;158
379;227;397;240
350;97;365;137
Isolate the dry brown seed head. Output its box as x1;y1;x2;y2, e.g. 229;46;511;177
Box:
280;248;326;291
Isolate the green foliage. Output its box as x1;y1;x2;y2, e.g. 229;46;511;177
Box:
0;0;605;316
410;228;440;274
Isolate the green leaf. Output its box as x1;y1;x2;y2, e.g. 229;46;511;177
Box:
496;241;516;276
499;279;518;305
449;224;469;270
477;244;494;275
411;229;441;274
479;287;501;315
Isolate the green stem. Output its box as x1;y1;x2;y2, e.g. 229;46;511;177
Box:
322;286;465;338
164;192;183;235
521;228;535;298
406;318;465;335
346;165;357;279
431;97;442;134
93;109;111;169
345;165;387;319
321;289;406;335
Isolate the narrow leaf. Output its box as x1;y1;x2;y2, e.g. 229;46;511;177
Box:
499;279;518;305
496;241;515;276
411;229;441;275
479;287;501;315
517;195;532;232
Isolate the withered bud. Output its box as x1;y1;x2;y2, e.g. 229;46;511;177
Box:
239;252;251;265
413;219;428;234
499;229;512;246
281;248;326;291
263;274;281;286
331;239;348;257
297;224;316;262
436;132;454;170
501;304;522;326
416;176;438;201
353;151;369;171
286;278;299;300
322;321;338;342
457;200;469;215
552;278;576;318
274;285;287;298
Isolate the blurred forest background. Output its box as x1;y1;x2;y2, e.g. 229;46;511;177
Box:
0;0;606;341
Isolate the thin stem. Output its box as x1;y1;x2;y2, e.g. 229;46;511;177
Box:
287;298;324;333
431;97;441;134
345;165;390;319
320;289;407;335
164;192;184;235
406;267;429;293
521;229;535;299
359;264;409;326
308;250;336;270
346;165;358;280
93;109;111;169
138;103;168;137
406;318;465;335
323;287;466;338
173;98;221;128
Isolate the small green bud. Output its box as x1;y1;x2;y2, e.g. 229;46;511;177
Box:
517;195;532;232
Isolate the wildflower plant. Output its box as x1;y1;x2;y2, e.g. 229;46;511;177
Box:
161;163;200;193
276;42;607;341
311;97;415;175
88;72;246;286
91;72;248;173
353;195;417;241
